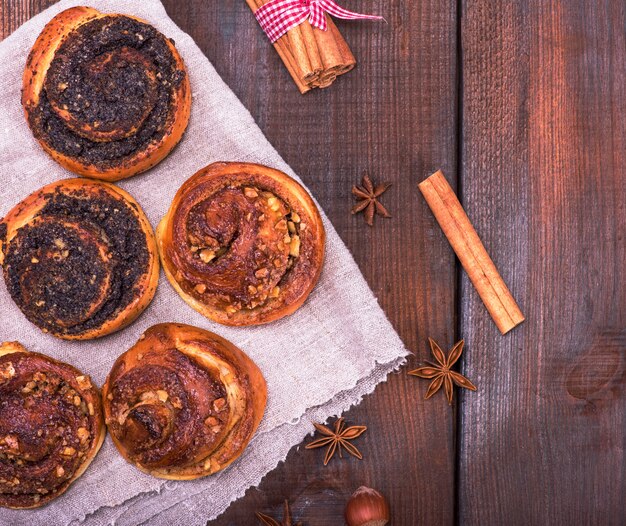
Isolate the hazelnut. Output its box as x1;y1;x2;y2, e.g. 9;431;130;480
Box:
345;486;390;526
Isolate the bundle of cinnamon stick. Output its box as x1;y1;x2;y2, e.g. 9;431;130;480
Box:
246;0;356;93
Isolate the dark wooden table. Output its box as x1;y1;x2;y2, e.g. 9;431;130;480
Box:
1;1;624;524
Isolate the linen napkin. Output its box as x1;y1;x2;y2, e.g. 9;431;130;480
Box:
0;1;408;524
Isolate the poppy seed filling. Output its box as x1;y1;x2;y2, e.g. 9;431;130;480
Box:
28;16;185;167
2;189;150;336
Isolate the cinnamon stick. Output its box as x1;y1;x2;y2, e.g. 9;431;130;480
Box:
418;170;525;334
245;0;358;93
245;0;311;93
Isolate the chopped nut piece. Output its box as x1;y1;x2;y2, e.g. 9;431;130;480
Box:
31;257;39;263
291;212;301;223
225;305;238;314
4;435;18;450
62;447;76;456
73;396;81;406
287;221;296;234
0;362;15;381
77;427;90;443
56;465;65;477
54;239;66;249
204;416;219;426
88;402;94;416
75;375;92;390
107;393;113;400
274;258;282;268
194;284;207;294
248;285;257;295
172;398;183;409
190;245;199;253
275;219;287;231
255;268;269;279
300;222;307;231
258;214;266;222
35;300;45;307
213;398;226;411
200;249;216;263
283;234;291;244
289;235;301;257
244;187;259;198
271;286;280;298
156;390;169;402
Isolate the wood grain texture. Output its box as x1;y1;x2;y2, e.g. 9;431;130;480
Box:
0;1;459;525
459;0;626;524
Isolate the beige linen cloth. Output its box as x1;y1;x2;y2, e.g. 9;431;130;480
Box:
0;1;408;524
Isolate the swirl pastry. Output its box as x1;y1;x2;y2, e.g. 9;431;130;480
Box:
102;323;267;479
0;342;105;509
22;7;191;181
0;179;159;340
157;162;325;326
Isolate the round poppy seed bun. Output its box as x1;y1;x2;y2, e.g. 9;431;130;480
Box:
0;179;159;340
22;6;191;181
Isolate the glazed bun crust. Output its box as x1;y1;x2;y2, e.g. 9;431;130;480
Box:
0;342;105;509
22;6;191;181
0;179;159;340
157;162;325;326
102;323;267;480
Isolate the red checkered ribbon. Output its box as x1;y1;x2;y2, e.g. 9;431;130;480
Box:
255;0;383;43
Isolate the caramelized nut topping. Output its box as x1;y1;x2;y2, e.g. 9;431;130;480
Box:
255;268;269;279
289;235;301;257
77;427;90;443
205;416;219;426
200;249;216;263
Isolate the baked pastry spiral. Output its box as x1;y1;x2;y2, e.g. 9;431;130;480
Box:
0;179;159;340
0;342;105;509
102;323;267;480
157;162;325;326
22;6;191;181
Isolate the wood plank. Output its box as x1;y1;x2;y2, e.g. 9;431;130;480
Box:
459;0;626;523
1;1;460;524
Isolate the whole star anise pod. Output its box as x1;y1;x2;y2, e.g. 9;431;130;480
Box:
256;500;302;526
351;174;391;226
408;338;477;405
305;417;367;465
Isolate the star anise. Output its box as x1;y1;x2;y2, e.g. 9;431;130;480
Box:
305;417;367;465
256;500;302;526
408;338;477;405
351;174;391;226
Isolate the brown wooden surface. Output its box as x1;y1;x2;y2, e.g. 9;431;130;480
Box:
0;1;623;525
